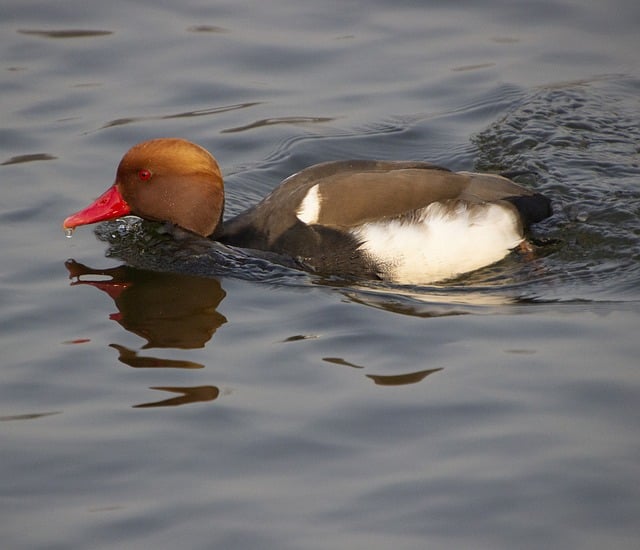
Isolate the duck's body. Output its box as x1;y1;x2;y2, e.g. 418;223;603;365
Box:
64;138;552;284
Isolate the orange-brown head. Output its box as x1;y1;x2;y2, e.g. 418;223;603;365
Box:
63;138;225;237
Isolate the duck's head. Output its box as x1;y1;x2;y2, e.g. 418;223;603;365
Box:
63;138;225;237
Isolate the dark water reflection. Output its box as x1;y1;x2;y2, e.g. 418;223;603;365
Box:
64;258;453;406
366;368;443;386
109;344;206;369
66;260;227;407
133;385;220;408
66;260;227;349
18;29;114;39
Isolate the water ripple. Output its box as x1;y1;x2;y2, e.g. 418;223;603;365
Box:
473;76;640;302
93;102;262;132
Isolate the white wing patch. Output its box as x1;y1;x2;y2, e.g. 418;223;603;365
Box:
296;184;321;225
351;201;524;284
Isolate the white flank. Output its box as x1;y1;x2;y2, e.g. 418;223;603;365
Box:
296;184;322;225
351;201;523;284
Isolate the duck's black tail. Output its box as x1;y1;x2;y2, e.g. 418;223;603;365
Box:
504;193;553;229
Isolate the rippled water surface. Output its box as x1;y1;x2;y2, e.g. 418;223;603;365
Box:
2;1;639;549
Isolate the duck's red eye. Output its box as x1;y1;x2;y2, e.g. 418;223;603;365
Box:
137;169;152;181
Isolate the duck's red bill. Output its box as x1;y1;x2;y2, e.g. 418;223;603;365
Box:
63;184;131;229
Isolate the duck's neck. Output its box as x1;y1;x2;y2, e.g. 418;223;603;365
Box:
208;197;226;239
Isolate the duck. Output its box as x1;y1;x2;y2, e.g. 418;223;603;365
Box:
63;138;552;284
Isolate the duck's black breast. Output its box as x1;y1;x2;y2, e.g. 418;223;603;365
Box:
220;212;380;278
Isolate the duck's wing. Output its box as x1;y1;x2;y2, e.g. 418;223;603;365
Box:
288;161;549;228
223;161;456;243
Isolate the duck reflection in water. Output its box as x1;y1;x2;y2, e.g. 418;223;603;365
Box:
65;259;226;407
65;259;446;407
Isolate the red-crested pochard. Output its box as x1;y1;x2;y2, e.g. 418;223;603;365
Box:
63;138;552;283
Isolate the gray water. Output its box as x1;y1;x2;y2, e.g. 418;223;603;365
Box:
2;1;639;549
